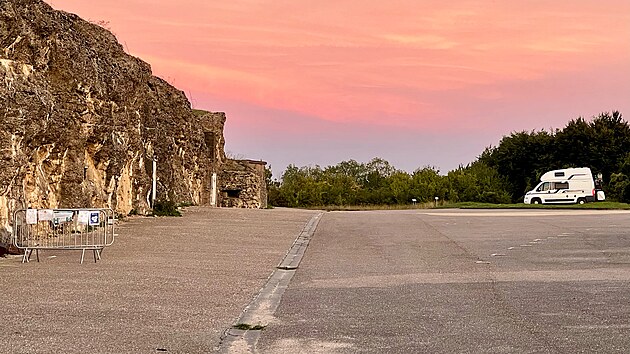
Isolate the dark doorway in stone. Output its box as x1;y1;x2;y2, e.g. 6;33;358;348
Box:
224;189;241;198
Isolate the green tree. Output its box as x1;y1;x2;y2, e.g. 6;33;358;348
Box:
273;112;627;207
279;165;325;207
320;172;359;206
480;130;554;202
445;162;510;203
265;166;286;207
388;171;412;204
410;167;445;202
588;111;630;182
554;117;592;169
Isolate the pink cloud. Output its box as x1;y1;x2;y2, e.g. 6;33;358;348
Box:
44;0;630;171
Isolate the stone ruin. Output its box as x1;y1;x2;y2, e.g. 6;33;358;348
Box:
219;159;268;209
0;0;268;254
199;111;268;209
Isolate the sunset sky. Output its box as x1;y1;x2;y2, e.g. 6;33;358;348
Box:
45;0;630;176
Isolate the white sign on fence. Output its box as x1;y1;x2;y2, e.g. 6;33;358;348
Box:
26;209;38;225
78;210;90;224
38;209;53;221
53;211;74;224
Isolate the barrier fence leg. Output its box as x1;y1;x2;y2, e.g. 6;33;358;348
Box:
21;249;40;263
80;249;85;264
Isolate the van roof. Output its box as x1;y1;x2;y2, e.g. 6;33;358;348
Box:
540;168;592;181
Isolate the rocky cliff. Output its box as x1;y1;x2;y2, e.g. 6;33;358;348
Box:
0;0;230;251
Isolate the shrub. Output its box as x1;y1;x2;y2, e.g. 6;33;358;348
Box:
152;200;182;217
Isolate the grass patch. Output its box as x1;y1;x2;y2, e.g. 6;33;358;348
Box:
439;201;630;210
192;109;210;116
292;201;630;211
309;202;438;212
232;323;266;331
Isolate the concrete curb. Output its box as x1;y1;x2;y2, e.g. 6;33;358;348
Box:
217;212;324;353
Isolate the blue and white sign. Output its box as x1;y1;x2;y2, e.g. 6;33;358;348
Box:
89;211;100;226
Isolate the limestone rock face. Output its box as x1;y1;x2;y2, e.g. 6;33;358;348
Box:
0;0;227;249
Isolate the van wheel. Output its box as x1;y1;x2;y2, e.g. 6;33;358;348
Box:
577;198;586;205
532;198;541;205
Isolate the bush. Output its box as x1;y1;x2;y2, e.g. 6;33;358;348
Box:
478;191;511;204
608;173;630;202
152;200;182;217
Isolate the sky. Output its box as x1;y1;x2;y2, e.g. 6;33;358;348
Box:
45;0;630;177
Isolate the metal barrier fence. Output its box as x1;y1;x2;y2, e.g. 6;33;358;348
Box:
13;208;115;264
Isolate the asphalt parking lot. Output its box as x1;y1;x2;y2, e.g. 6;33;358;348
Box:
0;207;319;353
2;208;629;353
257;209;630;353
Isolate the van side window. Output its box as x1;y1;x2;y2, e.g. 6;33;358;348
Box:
537;182;552;191
555;172;565;177
555;182;569;190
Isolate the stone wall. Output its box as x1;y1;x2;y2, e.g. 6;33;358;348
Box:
218;160;268;209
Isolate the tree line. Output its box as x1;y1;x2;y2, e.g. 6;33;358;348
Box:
267;111;629;207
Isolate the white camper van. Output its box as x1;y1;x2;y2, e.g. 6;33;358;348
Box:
524;167;604;205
